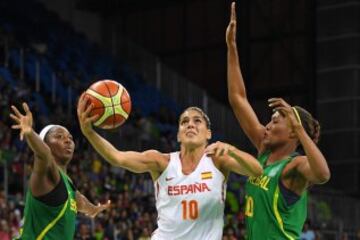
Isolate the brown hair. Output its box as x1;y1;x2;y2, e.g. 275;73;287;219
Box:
179;106;211;129
293;106;321;143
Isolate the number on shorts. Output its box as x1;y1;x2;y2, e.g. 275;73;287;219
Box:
181;200;199;220
245;195;254;217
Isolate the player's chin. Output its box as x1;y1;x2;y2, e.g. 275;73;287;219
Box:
263;139;271;148
182;140;194;147
263;139;282;150
56;156;73;166
183;139;204;148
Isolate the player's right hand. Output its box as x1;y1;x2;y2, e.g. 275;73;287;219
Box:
10;103;33;141
205;141;233;158
87;200;111;218
77;93;98;136
226;2;237;47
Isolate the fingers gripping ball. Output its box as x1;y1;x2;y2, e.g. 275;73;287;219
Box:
84;80;131;129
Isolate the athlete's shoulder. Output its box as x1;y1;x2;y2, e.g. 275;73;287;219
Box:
143;150;170;166
143;149;168;157
289;155;307;167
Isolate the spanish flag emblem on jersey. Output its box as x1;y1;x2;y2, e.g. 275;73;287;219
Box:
201;171;212;180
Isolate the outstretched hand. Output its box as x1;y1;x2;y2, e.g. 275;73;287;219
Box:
10;103;33;141
268;98;303;132
86;200;111;218
77;93;98;136
226;2;237;47
205;141;233;158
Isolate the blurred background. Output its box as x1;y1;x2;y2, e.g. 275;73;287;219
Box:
0;0;359;239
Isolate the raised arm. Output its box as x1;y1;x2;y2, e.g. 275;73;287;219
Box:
10;103;60;194
226;2;265;150
205;141;263;177
77;95;167;177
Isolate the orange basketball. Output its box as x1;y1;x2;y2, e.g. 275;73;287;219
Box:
84;80;131;129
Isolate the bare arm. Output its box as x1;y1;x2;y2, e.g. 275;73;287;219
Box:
77;94;166;175
10;104;54;170
10;103;59;195
205;141;263;177
226;2;265;151
76;191;111;218
295;129;330;184
24;130;55;173
83;130;164;173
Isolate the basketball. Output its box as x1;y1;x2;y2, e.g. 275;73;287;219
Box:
83;80;131;129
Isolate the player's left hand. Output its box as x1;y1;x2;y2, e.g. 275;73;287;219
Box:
86;200;111;218
205;141;233;157
268;98;303;132
226;2;237;47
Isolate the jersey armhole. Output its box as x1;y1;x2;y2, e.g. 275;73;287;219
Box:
153;152;174;182
278;179;301;206
208;157;227;182
34;176;68;206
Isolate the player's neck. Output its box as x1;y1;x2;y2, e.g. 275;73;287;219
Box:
267;144;296;165
56;162;67;173
180;146;205;166
181;148;204;162
55;157;71;173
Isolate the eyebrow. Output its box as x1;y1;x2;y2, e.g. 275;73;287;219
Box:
52;129;71;136
185;116;202;121
53;130;65;135
180;115;202;121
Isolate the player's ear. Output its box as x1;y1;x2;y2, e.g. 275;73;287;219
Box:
206;129;212;141
177;131;181;143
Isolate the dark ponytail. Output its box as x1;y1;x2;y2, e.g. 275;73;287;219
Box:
293;106;321;144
